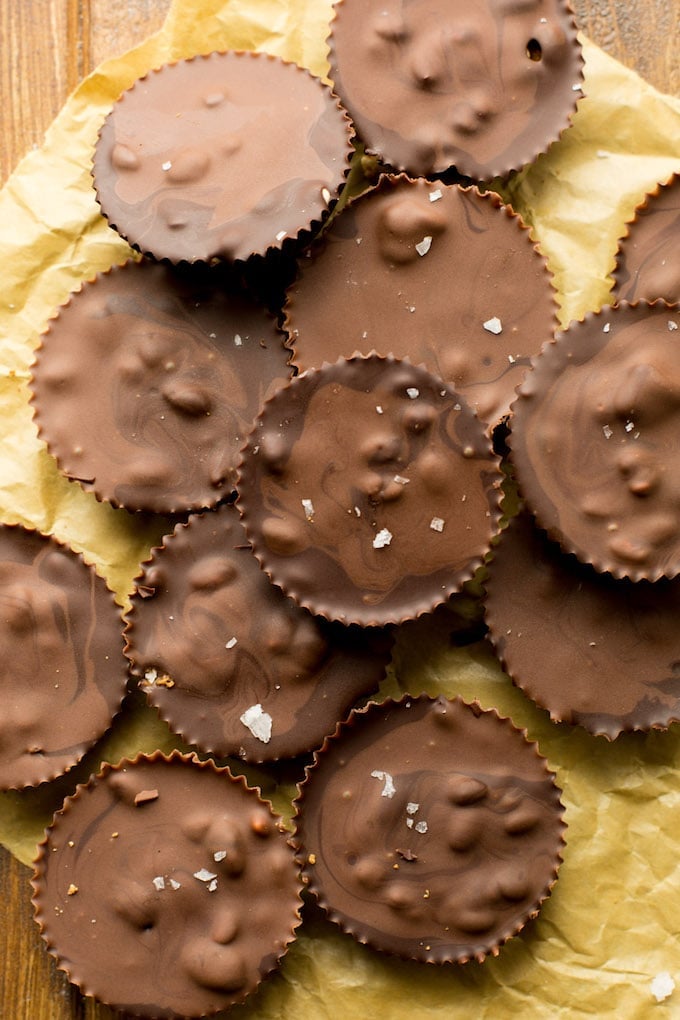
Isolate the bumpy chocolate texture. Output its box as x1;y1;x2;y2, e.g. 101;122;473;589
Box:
509;302;680;580
0;525;127;789
294;697;565;963
31;260;291;513
93;51;353;264
328;0;583;179
126;505;391;762
485;512;680;738
285;175;558;429
237;355;502;626
614;173;680;303
33;753;302;1018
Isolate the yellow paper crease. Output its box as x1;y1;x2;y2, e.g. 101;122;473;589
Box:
2;0;680;1016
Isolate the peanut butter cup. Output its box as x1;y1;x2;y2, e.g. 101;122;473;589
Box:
509;302;680;580
31;260;291;513
33;752;303;1018
0;525;127;789
93;51;354;264
328;0;583;179
284;175;558;429
237;355;503;626
125;505;391;762
294;696;565;963
485;511;680;738
614;173;680;303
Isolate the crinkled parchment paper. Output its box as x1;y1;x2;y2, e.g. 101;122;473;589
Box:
1;0;680;1016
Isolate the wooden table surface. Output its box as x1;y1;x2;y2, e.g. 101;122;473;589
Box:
0;1;679;1017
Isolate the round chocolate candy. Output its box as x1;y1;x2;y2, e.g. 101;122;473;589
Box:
614;173;680;304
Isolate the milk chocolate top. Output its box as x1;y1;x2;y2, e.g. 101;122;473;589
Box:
328;0;582;179
126;505;390;762
294;697;565;963
285;175;558;429
31;260;291;513
485;512;680;738
237;355;502;626
93;51;353;264
33;753;302;1018
614;174;680;303
0;525;126;789
509;303;680;580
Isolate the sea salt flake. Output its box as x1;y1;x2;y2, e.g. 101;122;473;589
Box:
651;972;675;1002
301;498;315;521
429;188;442;202
603;425;613;439
408;305;416;313
152;876;165;891
415;820;428;834
354;506;361;517
321;187;331;204
669;320;679;332
225;637;238;649
572;83;583;92
144;668;158;684
430;517;445;532
603;322;611;333
207;879;218;893
394;475;410;485
275;230;287;242
169;879;181;890
234;333;243;346
240;703;273;743
406;802;419;815
376;405;384;414
373;528;393;549
161;161;172;171
194;868;218;883
406;387;420;399
415;236;432;257
625;421;635;433
371;770;396;798
483;316;503;335
214;850;227;862
406;818;414;828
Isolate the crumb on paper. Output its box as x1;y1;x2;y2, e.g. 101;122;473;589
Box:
651;972;675;1002
134;789;159;806
371;770;396;798
483;316;503;335
240;703;273;743
373;528;393;549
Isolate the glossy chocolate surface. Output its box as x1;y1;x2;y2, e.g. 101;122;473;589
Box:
93;51;353;263
614;174;680;303
294;697;565;963
34;754;302;1018
126;505;390;762
237;355;502;626
328;0;582;178
485;512;680;737
31;260;291;513
509;303;680;580
285;175;558;429
0;525;126;789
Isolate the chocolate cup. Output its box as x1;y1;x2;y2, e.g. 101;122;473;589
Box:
485;511;680;738
0;524;127;790
284;174;559;431
328;0;583;179
32;751;303;1018
237;354;503;626
31;259;291;513
293;696;566;964
125;504;392;762
93;51;355;265
613;172;680;304
509;301;680;581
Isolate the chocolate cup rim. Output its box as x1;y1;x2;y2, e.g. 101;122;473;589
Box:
612;170;680;301
31;749;304;1019
507;300;680;582
91;50;356;267
326;0;584;181
291;694;566;965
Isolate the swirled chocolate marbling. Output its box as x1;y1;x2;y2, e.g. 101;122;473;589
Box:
285;175;558;429
294;697;565;963
614;173;680;303
328;0;583;179
31;260;291;513
509;302;680;580
237;355;503;626
0;525;127;789
485;512;680;738
126;505;391;762
33;753;302;1018
93;51;354;264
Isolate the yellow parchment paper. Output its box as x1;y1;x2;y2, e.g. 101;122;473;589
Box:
1;1;680;1016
